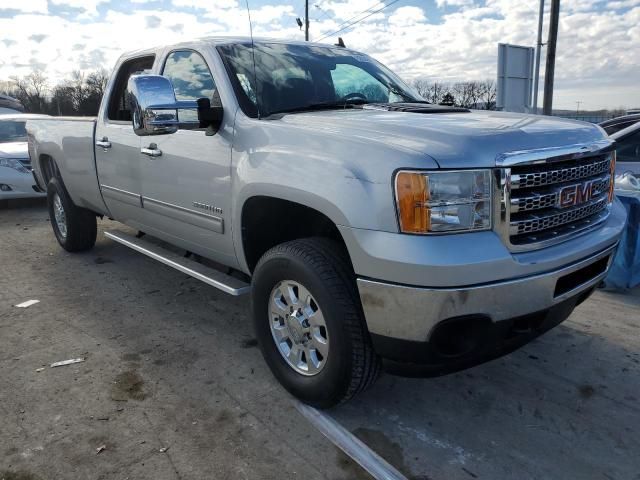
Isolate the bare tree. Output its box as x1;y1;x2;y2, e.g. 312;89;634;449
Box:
82;69;109;115
412;79;450;104
10;71;49;113
0;79;17;96
480;80;496;110
413;77;498;109
412;78;431;99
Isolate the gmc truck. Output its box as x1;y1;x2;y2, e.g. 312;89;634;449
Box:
28;38;626;407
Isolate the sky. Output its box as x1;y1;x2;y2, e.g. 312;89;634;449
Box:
0;0;639;110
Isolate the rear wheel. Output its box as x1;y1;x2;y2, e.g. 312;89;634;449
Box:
251;238;380;408
47;177;97;252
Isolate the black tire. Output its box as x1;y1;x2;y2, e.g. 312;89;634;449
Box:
251;238;380;408
47;177;97;252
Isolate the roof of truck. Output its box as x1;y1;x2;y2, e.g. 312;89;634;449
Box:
121;36;344;59
0;113;50;121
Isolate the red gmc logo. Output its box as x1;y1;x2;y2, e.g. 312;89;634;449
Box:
557;180;596;208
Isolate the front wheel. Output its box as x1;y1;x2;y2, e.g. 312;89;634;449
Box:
251;238;380;408
47;177;97;252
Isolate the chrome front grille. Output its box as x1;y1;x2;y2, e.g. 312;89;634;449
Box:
511;155;610;189
496;140;615;251
510;197;609;235
511;175;610;213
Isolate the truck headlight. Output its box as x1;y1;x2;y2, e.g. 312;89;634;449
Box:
395;170;492;234
0;158;30;174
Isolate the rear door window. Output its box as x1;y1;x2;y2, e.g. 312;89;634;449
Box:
107;55;155;122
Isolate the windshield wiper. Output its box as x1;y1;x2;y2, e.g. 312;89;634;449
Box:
268;99;368;116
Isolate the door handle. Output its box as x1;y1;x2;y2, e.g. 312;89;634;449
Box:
141;144;162;157
96;137;111;149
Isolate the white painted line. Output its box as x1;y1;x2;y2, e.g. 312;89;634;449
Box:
15;299;40;308
295;401;408;480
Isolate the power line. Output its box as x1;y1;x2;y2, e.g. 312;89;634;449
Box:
316;1;386;38
314;3;334;21
316;0;398;41
316;0;400;42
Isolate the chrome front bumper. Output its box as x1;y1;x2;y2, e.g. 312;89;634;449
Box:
358;244;617;343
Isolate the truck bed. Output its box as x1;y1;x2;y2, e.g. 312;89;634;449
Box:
26;117;108;215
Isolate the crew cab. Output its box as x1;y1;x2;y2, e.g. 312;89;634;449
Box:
27;38;626;407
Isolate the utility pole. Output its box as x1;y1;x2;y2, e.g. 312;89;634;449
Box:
305;0;309;41
532;0;545;113
542;0;560;115
575;100;582;115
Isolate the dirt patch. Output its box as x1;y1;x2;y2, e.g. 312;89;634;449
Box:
111;370;147;401
578;384;596;399
0;470;42;480
94;257;113;264
3;446;19;457
360;293;384;309
121;353;141;362
335;449;372;480
216;409;233;425
335;427;420;479
240;338;258;348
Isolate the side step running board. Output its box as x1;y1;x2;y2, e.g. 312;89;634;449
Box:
104;231;251;296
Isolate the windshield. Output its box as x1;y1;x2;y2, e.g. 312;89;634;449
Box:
217;42;424;118
0;120;27;143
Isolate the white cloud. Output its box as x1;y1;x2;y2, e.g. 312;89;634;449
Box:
435;0;475;8
49;0;108;18
388;6;427;26
5;0;48;14
0;1;638;110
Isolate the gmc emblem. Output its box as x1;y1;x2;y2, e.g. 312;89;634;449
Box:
557;180;596;208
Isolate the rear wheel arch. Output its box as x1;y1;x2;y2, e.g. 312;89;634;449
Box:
39;154;61;186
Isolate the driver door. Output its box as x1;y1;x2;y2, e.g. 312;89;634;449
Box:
138;49;236;266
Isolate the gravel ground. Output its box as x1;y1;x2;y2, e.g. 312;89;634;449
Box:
1;199;639;480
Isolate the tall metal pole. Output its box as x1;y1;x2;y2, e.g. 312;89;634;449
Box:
305;0;309;41
532;0;545;113
542;0;560;115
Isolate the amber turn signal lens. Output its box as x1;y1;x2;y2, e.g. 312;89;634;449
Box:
608;151;616;202
396;172;430;233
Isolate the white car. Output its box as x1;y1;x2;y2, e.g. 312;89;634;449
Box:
0;114;47;200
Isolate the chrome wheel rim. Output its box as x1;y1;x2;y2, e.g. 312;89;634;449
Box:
268;280;329;376
52;194;67;239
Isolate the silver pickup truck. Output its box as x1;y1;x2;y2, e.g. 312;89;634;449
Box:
28;37;626;407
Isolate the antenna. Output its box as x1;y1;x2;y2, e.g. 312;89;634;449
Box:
244;0;260;119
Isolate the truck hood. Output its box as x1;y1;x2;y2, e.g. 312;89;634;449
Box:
279;109;606;168
0;141;29;159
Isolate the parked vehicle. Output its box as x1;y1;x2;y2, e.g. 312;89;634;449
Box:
0;114;46;200
609;121;640;178
0;95;25;115
600;114;640;136
27;38;626;407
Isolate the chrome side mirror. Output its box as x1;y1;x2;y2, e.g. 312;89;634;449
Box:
127;74;198;136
